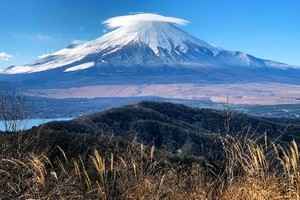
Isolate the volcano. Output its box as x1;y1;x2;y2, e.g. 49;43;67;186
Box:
3;13;296;74
1;13;300;105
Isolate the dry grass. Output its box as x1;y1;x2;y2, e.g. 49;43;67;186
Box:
1;133;300;199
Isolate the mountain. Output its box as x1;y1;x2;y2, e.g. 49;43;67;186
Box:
1;13;300;106
26;101;300;157
2;13;297;75
4;14;298;74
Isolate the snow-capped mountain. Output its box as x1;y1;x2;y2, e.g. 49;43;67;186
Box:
3;13;294;75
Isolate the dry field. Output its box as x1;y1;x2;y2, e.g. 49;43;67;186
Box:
1;132;300;199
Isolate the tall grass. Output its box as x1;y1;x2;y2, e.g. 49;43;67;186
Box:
1;133;300;199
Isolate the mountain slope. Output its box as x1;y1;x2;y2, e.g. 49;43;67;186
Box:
3;13;295;75
35;101;300;156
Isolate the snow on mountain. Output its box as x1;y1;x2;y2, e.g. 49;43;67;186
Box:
64;62;95;72
2;13;295;75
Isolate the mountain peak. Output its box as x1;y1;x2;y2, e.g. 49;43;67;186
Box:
97;17;217;56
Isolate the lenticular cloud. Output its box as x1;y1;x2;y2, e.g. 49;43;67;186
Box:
103;13;189;29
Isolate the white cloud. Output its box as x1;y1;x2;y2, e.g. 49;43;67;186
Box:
71;40;86;45
0;52;13;61
38;53;52;59
103;13;189;29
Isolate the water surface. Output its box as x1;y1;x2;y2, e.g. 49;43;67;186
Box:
0;118;71;131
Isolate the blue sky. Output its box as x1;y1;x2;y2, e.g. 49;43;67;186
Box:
0;0;299;69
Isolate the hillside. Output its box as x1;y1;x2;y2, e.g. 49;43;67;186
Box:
2;102;300;199
26;102;300;158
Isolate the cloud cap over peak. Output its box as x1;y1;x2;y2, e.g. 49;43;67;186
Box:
103;13;189;29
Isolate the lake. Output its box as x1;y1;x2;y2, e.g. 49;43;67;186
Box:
0;118;71;131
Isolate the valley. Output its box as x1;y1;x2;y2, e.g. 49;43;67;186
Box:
25;82;300;105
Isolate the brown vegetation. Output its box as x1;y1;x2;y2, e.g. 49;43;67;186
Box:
0;131;300;200
1;98;300;199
